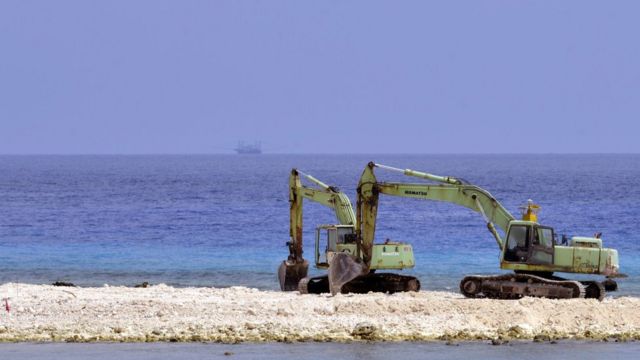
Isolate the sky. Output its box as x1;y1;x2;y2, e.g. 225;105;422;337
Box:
1;1;639;154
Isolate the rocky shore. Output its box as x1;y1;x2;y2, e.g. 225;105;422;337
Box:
0;283;638;343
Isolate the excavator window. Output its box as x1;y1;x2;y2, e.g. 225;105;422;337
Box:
528;226;554;265
326;228;338;252
504;225;530;262
537;227;554;248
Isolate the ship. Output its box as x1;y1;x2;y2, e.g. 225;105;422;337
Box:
234;141;262;154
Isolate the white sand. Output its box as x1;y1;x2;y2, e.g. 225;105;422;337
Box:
0;283;638;343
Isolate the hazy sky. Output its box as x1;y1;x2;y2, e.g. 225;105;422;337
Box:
1;1;638;154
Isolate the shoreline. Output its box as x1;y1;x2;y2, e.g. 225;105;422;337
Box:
0;283;639;343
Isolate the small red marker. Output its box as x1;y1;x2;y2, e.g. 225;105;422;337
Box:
4;298;10;313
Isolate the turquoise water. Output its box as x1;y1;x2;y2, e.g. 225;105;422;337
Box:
0;154;638;295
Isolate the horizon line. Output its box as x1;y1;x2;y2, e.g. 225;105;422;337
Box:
1;152;639;156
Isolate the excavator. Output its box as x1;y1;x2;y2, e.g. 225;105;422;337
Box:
346;161;622;300
278;168;420;294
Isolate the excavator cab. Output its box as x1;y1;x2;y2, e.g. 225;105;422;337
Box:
503;222;554;266
502;201;555;267
314;224;356;269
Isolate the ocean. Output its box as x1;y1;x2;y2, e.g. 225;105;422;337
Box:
0;154;638;294
2;342;640;360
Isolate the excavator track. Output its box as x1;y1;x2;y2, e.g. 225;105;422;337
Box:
550;275;606;301
298;273;420;295
460;273;587;300
581;281;606;301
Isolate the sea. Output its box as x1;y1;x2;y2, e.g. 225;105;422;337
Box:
2;342;640;360
0;154;638;358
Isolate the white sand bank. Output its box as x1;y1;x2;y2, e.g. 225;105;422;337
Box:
0;283;638;343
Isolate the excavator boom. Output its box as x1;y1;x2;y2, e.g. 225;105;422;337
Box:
357;162;514;269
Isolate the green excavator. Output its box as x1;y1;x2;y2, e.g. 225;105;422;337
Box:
278;168;420;294
349;161;622;300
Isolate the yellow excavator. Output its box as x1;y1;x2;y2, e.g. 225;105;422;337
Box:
278;168;356;292
278;168;419;294
350;161;622;300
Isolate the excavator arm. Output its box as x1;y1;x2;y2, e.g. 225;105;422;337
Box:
292;172;355;227
357;162;515;270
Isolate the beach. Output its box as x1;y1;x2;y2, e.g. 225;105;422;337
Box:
0;283;638;343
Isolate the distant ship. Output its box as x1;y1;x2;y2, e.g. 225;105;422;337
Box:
234;141;262;154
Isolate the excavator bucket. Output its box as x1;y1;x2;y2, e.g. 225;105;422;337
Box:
328;252;366;295
278;260;309;291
